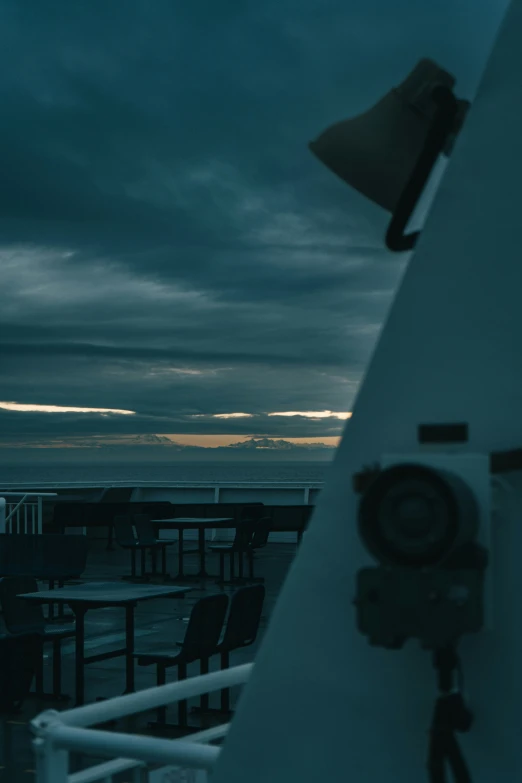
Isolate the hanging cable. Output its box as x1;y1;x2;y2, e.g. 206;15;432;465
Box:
427;647;474;783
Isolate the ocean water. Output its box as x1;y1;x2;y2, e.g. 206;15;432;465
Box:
0;460;330;486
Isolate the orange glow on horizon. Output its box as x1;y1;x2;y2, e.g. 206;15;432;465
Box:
158;434;342;447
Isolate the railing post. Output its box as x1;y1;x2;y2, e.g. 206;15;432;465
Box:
32;711;69;783
33;738;68;783
0;497;5;534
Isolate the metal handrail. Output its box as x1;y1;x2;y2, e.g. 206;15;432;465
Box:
0;480;323;485
0;491;59;495
32;664;252;783
42;725;220;769
0;492;57;534
57;663;252;727
65;723;230;783
4;494;54;522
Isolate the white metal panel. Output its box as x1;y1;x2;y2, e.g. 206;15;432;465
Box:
210;4;521;782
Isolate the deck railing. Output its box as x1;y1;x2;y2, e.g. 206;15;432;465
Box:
32;663;253;783
0;492;57;534
0;480;324;506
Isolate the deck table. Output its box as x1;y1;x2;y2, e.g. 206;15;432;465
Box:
19;580;191;706
151;518;235;580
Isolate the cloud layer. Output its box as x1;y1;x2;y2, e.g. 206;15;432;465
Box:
0;0;508;445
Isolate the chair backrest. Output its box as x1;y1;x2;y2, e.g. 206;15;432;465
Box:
270;506;307;533
140;502;175;520
0;535;43;577
232;520;256;550
0;632;43;712
0;534;89;580
0;576;45;634
39;534;89;580
250;517;272;550
206;504;236;520
181;593;229;661
113;515;136;547
239;503;265;523
66;534;89;576
220;585;265;652
173;504;206;518
133;515;156;545
100;487;134;503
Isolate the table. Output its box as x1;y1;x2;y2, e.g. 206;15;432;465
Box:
152;518;235;580
20;581;191;706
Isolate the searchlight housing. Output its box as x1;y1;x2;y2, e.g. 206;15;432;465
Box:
309;58;469;251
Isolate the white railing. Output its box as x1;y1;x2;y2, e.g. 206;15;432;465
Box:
0;481;320;545
0;481;323;506
32;663;253;783
0;481;324;487
0;492;57;534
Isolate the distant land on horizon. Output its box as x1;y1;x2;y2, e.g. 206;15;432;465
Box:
0;436;338;464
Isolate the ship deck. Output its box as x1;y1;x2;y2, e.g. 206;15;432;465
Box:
0;538;296;781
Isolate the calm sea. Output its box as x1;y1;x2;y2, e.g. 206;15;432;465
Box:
0;460;331;486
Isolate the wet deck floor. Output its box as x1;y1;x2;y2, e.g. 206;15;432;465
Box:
0;538;298;781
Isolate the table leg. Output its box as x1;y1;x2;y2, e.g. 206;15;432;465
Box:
124;604;135;693
73;606;86;706
45;579;74;624
106;524;114;551
173;526;218;582
196;528;210;578
57;580;69;620
178;529;185;578
47;579;55;621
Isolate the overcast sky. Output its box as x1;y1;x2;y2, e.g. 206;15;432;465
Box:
0;0;508;449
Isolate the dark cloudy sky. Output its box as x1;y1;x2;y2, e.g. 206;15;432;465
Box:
0;0;508;448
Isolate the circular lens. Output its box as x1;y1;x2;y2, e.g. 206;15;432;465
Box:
358;464;474;567
378;479;452;558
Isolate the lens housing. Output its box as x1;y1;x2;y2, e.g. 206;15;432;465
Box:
358;463;478;567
